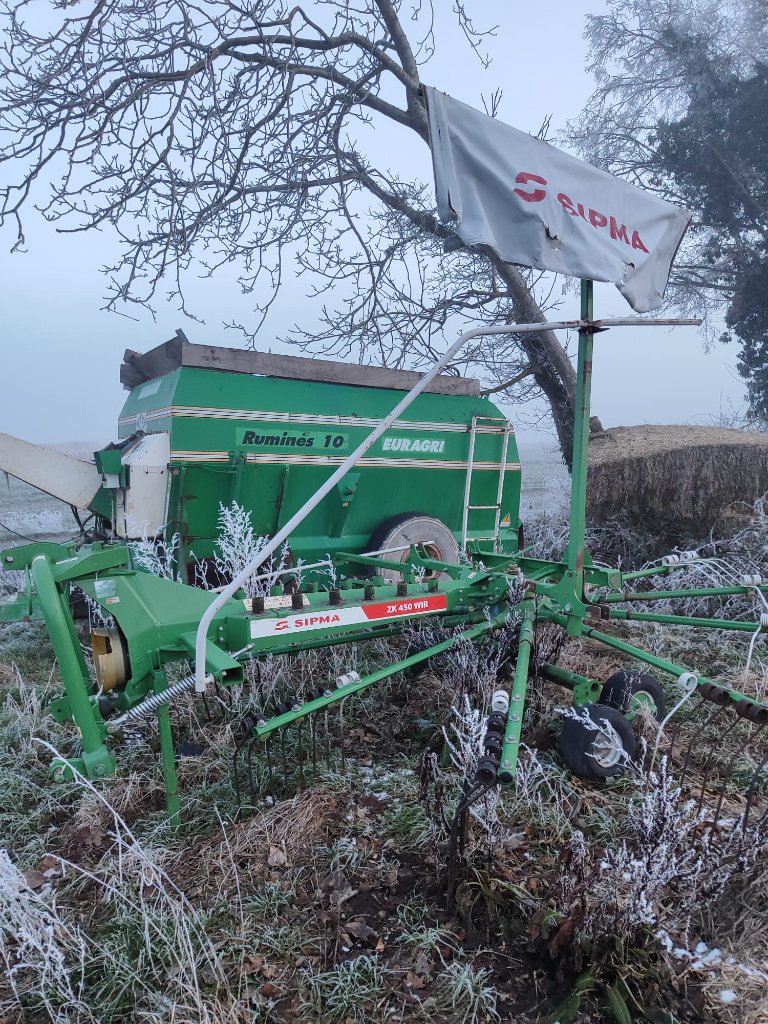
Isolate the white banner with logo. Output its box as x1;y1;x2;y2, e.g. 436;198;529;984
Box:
425;88;691;312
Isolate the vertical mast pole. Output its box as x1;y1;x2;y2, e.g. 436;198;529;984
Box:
565;280;594;583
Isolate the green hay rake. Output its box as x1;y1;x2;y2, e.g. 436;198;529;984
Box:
3;284;768;883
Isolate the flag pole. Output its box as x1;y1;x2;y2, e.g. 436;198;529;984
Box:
564;280;594;611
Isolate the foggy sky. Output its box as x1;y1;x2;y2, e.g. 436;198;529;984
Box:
0;1;747;448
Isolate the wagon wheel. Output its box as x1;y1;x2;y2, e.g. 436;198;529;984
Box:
366;512;460;582
599;669;666;722
559;705;637;781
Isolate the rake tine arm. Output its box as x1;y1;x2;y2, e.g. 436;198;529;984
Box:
607;609;768;632
602;586;768;605
253;614;506;739
546;611;768;719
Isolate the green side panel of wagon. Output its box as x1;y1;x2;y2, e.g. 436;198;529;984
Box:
106;340;522;572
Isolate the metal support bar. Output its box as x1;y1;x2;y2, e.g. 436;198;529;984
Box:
31;556;115;779
498;609;535;783
546;610;767;711
539;662;591;690
564;281;594;582
156;700;180;827
602;585;768;604
609;608;768;632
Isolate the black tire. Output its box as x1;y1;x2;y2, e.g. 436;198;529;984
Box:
559;705;637;781
600;669;666;722
365;512;460;582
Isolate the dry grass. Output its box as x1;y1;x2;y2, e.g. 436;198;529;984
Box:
588;424;768;532
6;505;768;1021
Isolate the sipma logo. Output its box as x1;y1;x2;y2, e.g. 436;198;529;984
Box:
274;613;342;633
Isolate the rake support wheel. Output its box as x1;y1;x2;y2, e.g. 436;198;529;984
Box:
600;669;666;722
559;705;637;781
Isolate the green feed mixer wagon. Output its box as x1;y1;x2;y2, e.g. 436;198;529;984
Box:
0;334;522;581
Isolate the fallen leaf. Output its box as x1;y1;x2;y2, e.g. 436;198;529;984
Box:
260;983;280;998
345;921;378;944
267;846;287;868
22;869;45;890
405;971;426;990
331;886;358;908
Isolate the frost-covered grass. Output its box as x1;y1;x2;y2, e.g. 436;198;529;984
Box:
4;503;768;1020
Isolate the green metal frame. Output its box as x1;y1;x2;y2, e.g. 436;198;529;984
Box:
3;280;768;820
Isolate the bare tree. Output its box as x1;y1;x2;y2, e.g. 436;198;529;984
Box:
0;1;583;463
570;0;768;329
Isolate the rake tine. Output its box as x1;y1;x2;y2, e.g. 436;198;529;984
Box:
214;681;231;720
447;781;491;913
232;731;250;813
694;712;745;816
741;748;768;840
324;709;331;767
297;721;305;791
339;698;346;772
667;693;702;754
310;714;317;773
680;705;727;787
265;736;276;803
244;736;259;808
280;730;289;792
713;721;767;828
200;690;213;723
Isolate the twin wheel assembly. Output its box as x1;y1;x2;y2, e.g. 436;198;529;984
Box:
559;670;666;781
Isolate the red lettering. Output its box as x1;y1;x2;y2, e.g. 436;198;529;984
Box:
631;230;649;253
513;171;547;203
589;209;608;229
557;193;578;216
609;217;630;245
576;203;588;222
275;620;288;632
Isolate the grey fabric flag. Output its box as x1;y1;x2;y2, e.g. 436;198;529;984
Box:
425;87;691;313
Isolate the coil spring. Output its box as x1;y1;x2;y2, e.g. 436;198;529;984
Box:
742;574;764;587
110;675;197;729
661;550;699;566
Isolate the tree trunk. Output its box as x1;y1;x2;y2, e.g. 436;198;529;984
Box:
495;259;586;470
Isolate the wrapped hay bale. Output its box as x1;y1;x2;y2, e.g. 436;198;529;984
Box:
587;425;768;534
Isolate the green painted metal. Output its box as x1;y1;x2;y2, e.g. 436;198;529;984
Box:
608;608;768;632
253;615;500;740
564;280;594;585
105;364;523;574
4;283;768;826
31;556;116;781
498;608;535;784
539;663;602;706
601;585;768;603
155;677;181;827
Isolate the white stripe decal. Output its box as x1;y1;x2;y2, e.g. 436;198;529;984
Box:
120;405;513;435
249;593;449;639
169;450;520;471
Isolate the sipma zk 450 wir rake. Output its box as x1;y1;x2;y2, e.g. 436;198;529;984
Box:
3;286;768;891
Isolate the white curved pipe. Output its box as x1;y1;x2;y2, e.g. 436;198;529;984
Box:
194;314;702;689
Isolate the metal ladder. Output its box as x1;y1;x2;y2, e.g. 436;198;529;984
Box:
460;415;513;553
